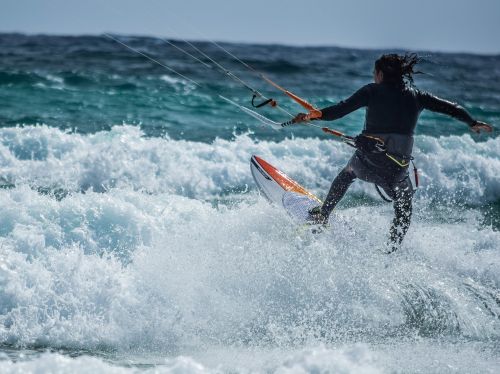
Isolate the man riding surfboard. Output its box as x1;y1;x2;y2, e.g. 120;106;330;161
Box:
291;54;493;253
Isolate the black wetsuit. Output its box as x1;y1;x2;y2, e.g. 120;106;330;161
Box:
318;82;475;250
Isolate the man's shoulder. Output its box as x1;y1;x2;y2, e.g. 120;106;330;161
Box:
363;83;378;90
356;83;377;97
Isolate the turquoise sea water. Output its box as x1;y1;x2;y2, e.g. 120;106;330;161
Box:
0;34;499;373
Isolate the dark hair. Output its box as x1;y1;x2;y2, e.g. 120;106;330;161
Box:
375;53;421;87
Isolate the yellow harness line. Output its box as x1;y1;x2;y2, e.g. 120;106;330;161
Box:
385;153;410;167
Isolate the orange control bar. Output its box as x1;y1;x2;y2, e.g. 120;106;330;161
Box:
322;127;345;137
262;75;319;113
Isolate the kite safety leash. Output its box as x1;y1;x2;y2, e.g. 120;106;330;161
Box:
251;95;277;108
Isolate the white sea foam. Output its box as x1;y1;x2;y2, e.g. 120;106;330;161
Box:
1;342;499;373
0;125;499;372
159;74;197;94
160;74;190;86
0;125;498;204
0;351;210;373
0;185;499;350
0;346;382;374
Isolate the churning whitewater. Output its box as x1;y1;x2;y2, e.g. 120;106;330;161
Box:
0;34;499;373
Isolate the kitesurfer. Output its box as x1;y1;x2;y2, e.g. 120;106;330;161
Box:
292;53;493;252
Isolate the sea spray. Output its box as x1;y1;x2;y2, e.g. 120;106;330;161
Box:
1;33;499;373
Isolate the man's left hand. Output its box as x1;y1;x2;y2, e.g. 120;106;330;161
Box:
471;121;493;133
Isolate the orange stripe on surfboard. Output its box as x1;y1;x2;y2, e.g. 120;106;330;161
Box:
254;156;321;202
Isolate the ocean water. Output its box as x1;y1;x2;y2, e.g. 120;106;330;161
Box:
0;33;499;373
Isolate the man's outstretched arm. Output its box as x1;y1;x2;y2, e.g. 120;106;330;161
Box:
418;91;493;133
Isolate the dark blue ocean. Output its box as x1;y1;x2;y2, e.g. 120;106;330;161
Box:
0;33;499;373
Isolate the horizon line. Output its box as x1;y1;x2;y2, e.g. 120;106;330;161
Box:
1;31;499;57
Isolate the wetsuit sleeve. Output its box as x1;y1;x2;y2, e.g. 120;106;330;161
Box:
319;85;371;121
418;91;475;126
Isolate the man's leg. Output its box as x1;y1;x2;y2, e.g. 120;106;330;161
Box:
319;167;356;219
388;178;413;251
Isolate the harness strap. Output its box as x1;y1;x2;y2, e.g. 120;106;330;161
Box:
375;184;393;202
412;160;419;188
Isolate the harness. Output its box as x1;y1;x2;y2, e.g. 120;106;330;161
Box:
355;134;419;202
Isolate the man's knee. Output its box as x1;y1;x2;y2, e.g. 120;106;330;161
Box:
338;166;356;183
393;177;414;202
320;166;356;217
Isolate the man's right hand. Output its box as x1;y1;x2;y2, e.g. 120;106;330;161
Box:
292;113;308;124
293;109;322;124
471;121;493;133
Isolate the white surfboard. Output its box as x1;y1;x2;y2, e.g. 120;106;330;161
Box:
250;155;323;224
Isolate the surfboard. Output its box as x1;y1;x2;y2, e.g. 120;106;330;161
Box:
250;155;323;224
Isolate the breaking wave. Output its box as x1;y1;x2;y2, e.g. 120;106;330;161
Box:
0;125;499;373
